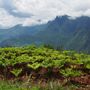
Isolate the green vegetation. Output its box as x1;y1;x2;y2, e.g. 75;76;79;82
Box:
0;81;77;90
0;45;90;89
11;68;22;77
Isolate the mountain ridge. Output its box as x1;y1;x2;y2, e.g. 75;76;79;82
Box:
0;15;90;53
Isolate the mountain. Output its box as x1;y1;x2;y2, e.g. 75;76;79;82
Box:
35;16;90;53
0;15;90;53
0;24;46;46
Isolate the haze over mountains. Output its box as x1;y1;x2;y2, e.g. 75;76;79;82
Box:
0;15;90;53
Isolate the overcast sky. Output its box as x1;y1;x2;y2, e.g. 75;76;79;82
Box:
0;0;90;28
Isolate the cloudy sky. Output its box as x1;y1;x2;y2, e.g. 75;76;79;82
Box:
0;0;90;28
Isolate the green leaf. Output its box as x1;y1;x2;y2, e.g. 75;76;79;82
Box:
27;63;41;70
11;68;22;77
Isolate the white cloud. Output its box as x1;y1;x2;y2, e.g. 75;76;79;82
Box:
84;9;90;16
0;8;24;28
0;0;90;28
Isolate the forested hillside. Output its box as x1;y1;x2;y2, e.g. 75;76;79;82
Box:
0;16;90;53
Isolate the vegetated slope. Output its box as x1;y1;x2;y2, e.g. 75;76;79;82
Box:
66;29;90;53
0;15;90;53
0;45;90;85
35;16;90;53
0;24;46;46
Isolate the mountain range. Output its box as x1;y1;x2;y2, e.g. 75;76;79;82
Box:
0;15;90;53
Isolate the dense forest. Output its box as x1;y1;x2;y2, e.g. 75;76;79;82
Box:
0;45;90;90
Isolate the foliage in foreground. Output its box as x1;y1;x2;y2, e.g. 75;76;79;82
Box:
0;45;89;86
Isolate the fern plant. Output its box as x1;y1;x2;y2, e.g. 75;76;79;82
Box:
60;68;82;77
27;63;41;70
86;64;90;69
11;68;22;77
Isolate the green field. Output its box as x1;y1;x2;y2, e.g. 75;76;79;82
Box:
0;45;90;90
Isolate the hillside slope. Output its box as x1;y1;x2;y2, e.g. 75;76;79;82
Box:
0;15;90;53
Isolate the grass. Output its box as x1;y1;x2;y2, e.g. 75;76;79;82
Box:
0;81;21;90
0;80;77;90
